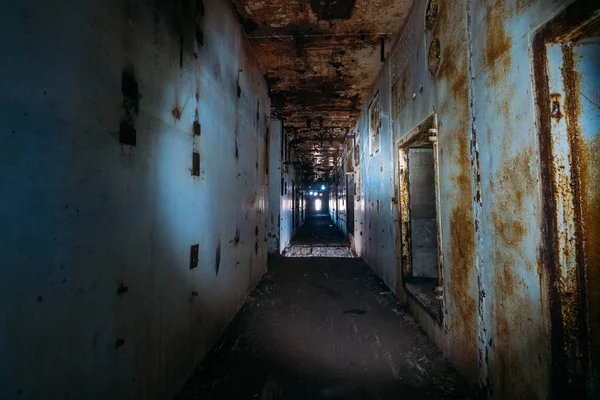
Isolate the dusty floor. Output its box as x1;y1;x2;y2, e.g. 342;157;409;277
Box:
176;217;475;399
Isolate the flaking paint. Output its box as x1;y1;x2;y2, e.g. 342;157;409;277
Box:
330;0;598;398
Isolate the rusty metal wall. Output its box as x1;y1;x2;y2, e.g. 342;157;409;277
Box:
350;59;398;289
0;0;269;398
333;0;599;398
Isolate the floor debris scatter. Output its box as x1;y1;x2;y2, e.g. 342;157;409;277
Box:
176;254;475;399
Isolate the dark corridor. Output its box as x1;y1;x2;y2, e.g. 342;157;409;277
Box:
176;255;474;399
2;0;598;399
176;213;473;398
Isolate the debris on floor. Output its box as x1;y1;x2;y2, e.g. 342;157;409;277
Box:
175;256;475;399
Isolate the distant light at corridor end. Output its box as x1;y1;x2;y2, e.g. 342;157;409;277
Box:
321;185;326;190
315;199;322;211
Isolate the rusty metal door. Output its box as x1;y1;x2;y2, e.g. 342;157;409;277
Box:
535;7;599;396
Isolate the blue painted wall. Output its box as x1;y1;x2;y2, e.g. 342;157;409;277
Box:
0;0;269;398
330;0;598;398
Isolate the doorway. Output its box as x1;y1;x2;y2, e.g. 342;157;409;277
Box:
397;115;442;321
533;3;599;396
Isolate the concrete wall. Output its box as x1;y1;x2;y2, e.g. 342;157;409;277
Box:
334;0;598;398
0;0;269;398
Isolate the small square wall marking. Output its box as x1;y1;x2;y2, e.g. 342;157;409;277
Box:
119;121;136;146
192;152;200;176
190;244;199;270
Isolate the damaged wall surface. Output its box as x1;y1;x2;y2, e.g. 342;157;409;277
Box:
331;0;600;398
0;0;270;398
233;0;414;180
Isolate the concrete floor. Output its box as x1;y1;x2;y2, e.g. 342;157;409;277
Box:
176;217;474;399
292;212;349;245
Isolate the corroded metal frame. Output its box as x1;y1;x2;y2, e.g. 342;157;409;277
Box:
533;1;599;397
396;114;443;322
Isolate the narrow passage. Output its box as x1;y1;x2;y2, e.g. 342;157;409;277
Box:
177;231;474;399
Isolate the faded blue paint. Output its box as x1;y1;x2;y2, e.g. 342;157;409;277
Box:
575;39;600;142
0;0;269;398
330;0;593;398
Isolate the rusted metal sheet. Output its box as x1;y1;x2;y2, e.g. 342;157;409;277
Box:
533;3;600;396
331;0;598;398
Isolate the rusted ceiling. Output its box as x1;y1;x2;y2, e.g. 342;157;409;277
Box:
233;0;414;180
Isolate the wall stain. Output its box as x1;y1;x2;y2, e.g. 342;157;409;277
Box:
483;0;512;73
172;106;182;120
448;132;478;379
491;145;539;397
582;135;600;381
516;0;536;14
434;0;478;381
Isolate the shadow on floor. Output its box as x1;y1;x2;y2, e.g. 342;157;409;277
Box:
292;212;349;245
175;256;475;399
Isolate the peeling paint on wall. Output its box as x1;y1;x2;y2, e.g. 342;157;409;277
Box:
329;0;598;398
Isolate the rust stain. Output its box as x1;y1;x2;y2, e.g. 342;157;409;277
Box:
426;0;439;30
490;144;540;397
493;146;534;261
448;205;477;371
493;260;537;398
172;105;182;120
529;5;598;394
561;41;597;394
581;134;600;276
490;152;532;251
438;37;468;97
492;209;526;248
516;0;536;14
448;122;478;377
433;0;478;378
550;93;563;120
428;38;441;76
483;0;512;74
582;134;600;376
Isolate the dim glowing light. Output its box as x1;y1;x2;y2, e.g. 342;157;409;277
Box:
315;199;322;211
